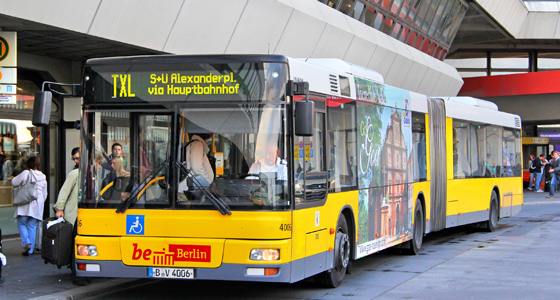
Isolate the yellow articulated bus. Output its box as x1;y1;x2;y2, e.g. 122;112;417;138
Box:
42;55;521;287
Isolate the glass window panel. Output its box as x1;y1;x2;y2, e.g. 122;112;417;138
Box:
475;124;490;177
503;128;522;177
391;22;402;38
428;43;436;55
430;0;449;35
422;0;439;32
491;71;526;76
412;112;427;181
339;0;356;16
390;0;402;14
440;0;459;42
400;0;416;20
381;0;393;9
445;57;487;69
381;17;395;35
524;1;560;12
453;120;471;178
487;125;502;177
470;124;483;177
435;46;442;58
445;4;467;44
439;50;447;60
414;36;424;49
374;12;386;29
421;40;430;52
362;6;378;27
325;0;341;8
295;110;327;203
537;52;560;69
414;0;430;28
398;27;409;42
353;1;366;19
180;104;288;209
406;31;417;47
458;71;487;78
327;100;357;191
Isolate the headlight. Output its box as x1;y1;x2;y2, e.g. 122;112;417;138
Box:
77;245;98;257
250;249;280;261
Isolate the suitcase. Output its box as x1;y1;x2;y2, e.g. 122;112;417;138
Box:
41;217;73;268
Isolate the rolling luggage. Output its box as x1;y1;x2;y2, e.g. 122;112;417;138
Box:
42;217;73;268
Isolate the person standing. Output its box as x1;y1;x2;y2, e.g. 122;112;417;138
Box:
546;151;560;199
535;154;546;192
53;168;79;226
527;154;536;190
11;156;47;256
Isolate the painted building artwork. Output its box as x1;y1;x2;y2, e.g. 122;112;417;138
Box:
355;79;414;258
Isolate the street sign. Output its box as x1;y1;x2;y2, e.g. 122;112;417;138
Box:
0;32;17;66
0;84;16;94
0;67;16;84
0;95;16;105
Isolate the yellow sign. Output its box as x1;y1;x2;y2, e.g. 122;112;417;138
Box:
215;152;224;176
522;137;549;145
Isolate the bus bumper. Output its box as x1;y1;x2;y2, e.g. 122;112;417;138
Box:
75;259;294;283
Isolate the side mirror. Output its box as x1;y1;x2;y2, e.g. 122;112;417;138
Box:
295;101;314;136
33;91;52;126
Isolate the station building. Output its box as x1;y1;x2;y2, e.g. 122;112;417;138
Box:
0;0;556;234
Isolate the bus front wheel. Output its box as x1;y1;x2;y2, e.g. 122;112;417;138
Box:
316;214;350;288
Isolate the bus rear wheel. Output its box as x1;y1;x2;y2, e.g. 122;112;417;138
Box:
404;199;424;255
484;191;499;232
316;214;350;288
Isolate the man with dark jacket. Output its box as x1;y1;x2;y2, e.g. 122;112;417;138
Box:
546;151;560;198
533;154;546;192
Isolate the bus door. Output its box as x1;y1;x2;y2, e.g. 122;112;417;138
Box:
294;98;327;205
522;137;549;188
294;97;328;278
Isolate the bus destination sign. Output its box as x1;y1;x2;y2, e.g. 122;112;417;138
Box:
111;72;241;99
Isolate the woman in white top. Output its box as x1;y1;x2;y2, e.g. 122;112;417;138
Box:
12;156;48;256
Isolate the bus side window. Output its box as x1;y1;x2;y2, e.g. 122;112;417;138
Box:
411;112;427;182
327;100;357;192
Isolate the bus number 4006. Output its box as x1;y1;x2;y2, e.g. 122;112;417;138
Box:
279;224;292;231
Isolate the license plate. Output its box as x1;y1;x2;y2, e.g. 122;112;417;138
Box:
148;267;194;279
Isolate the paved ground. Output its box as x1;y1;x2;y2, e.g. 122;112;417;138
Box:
0;190;557;299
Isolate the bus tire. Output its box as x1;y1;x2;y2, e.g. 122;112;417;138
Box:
404;198;424;255
315;214;350;288
484;191;499;232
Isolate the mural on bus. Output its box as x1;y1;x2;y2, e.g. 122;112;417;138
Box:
354;79;414;258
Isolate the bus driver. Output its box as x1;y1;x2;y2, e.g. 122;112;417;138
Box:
247;144;287;180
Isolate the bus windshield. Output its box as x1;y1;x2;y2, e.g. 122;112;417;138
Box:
79;103;289;211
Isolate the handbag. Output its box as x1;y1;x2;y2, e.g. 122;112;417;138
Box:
13;171;38;206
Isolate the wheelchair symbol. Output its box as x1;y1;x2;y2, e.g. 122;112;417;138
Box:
126;215;144;235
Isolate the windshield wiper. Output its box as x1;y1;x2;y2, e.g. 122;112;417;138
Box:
116;161;168;213
177;162;231;216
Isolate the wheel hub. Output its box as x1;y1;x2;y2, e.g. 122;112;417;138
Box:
335;231;350;270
